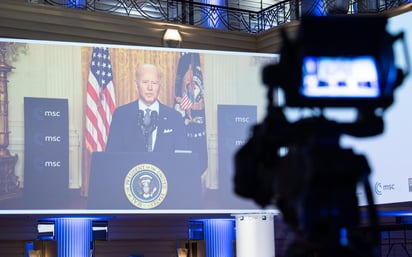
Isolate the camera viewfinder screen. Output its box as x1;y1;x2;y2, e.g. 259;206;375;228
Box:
301;56;380;98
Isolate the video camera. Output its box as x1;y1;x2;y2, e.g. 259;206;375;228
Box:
234;15;409;257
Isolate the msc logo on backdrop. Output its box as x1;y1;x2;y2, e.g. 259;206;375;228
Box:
33;107;63;120
124;164;168;209
374;182;395;195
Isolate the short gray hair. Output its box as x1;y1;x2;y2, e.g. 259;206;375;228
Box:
135;64;163;82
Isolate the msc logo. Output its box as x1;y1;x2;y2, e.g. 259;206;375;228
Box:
34;159;63;171
44;161;62;167
375;182;395;195
35;133;63;145
124;164;168;209
33;108;63;120
235;140;245;146
44;110;61;117
44;136;62;142
235;116;251;123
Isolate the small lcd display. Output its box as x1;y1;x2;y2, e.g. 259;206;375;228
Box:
301;56;380;98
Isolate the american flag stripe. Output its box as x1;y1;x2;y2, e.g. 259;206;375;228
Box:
86;78;105;151
86;84;114;151
180;94;193;110
85;47;116;152
85;103;105;151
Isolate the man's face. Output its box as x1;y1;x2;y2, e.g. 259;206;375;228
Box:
136;66;161;106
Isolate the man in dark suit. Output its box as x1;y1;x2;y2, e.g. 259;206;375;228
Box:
106;64;188;153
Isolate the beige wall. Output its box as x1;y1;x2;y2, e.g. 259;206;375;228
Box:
7;43;83;188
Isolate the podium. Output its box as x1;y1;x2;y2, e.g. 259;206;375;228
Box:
88;152;203;210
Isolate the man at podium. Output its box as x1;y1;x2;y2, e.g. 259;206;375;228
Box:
89;64;203;210
106;64;188;153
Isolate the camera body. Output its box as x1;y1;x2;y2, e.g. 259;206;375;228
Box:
263;15;406;109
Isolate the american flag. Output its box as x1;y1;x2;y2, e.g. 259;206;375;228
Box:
180;87;194;110
85;47;116;152
175;52;208;173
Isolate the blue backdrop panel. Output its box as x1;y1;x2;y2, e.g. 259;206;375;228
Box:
23;97;69;209
217;104;257;209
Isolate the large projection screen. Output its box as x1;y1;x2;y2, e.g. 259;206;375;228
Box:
0;11;410;214
0;38;277;214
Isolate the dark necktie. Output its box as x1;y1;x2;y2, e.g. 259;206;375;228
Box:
143;108;151;127
144;108;153;152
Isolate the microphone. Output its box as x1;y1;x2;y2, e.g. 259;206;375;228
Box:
150;110;158;129
139;109;158;134
137;109;144;127
141;110;158;152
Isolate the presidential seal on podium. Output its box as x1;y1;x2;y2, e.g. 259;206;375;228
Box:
124;163;168;209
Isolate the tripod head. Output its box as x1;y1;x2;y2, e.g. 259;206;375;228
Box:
234;15;409;257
